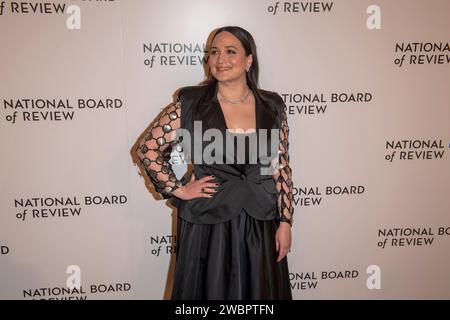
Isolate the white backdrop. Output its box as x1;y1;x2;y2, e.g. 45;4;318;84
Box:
0;0;449;299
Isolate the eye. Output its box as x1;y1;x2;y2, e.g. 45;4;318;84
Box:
210;49;219;55
227;49;236;54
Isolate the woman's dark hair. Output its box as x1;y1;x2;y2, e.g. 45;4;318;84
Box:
205;26;259;90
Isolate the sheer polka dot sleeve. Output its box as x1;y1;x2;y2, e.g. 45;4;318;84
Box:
136;97;183;199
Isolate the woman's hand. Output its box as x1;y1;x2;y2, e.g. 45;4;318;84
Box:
171;174;219;200
275;222;292;262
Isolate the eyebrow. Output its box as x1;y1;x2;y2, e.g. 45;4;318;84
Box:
211;45;238;50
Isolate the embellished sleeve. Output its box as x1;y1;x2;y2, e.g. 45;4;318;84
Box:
274;100;294;226
136;96;183;199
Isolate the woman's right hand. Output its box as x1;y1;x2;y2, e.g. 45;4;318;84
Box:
171;174;219;200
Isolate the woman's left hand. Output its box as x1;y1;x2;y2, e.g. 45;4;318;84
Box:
275;222;292;262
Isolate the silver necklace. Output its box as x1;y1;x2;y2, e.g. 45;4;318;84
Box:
218;88;251;104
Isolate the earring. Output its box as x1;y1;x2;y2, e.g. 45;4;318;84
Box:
246;65;250;72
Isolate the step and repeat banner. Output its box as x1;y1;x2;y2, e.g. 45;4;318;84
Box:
1;0;449;300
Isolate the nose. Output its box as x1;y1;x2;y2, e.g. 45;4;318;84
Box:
217;51;226;64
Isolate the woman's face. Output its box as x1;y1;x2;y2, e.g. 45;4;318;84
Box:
208;31;252;84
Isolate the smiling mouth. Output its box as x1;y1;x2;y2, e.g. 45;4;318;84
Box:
217;67;231;72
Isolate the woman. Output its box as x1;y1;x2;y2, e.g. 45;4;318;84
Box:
136;26;294;299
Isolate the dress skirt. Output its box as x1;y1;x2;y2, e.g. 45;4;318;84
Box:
171;208;292;300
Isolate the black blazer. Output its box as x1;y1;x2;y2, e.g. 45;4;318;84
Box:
169;81;285;224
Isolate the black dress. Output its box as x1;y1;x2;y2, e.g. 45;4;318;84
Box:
136;83;294;300
171;132;292;300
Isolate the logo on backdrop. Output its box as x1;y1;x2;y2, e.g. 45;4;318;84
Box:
143;42;207;69
2;0;116;14
377;226;450;249
1;1;80;30
150;234;176;257
3;1;68;15
394;42;450;67
1;245;9;255
22;282;131;300
267;1;334;15
22;264;131;299
282;92;373;116
289;268;360;291
384;139;446;162
293;184;366;207
2;98;123;124
13;195;127;222
1;1;116;29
